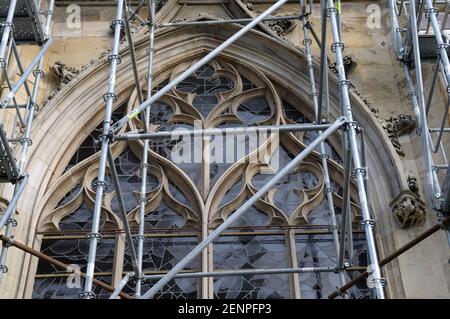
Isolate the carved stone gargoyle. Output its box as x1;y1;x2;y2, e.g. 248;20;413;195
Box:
52;61;80;86
381;114;416;157
266;19;296;38
45;61;81;104
389;189;426;228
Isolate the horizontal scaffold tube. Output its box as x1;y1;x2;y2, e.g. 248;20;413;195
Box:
143;266;366;281
113;123;336;141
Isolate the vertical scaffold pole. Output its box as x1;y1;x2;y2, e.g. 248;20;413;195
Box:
0;0;17;70
317;0;329;123
326;0;386;299
408;0;442;209
81;0;124;299
0;0;55;279
301;11;347;292
135;0;156;297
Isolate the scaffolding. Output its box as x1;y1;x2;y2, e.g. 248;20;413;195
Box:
388;0;450;236
0;0;449;300
0;0;54;277
75;0;386;299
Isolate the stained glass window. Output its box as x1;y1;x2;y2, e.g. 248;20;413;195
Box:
34;58;368;300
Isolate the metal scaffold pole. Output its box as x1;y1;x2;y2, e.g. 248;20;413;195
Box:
408;0;442;208
325;0;385;299
317;0;330;123
0;0;55;278
81;0;125;299
143;266;366;281
0;0;17;70
300;4;347;293
114;123;335;141
135;0;156;297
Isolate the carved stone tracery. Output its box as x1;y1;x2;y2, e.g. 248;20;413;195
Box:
37;57;361;234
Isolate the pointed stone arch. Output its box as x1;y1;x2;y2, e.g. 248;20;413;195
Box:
5;21;409;299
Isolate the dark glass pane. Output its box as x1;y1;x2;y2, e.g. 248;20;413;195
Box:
168;182;190;207
219;179;243;207
56;203;113;235
65;104;126;171
144;203;186;229
32;276;111;299
237;97;271;125
213;235;290;299
214;274;289;299
176;65;235;117
149;101;173;129
230;206;270;228
296;234;369;299
123;236;199;298
36;238;115;274
150;123;202;190
242;77;257;92
308;201;342;226
303;131;342;164
251;146;319;217
283;100;309;124
209;125;264;187
124;236;198;272
56;184;81;208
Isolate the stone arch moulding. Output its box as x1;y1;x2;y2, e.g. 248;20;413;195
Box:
10;23;409;299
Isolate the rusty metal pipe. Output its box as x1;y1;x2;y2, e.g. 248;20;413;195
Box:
328;215;450;299
0;235;132;299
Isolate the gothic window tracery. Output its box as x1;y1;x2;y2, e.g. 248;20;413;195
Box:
33;57;368;299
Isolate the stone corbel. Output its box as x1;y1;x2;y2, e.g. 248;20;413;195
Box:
389;189;426;229
266;19;297;38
